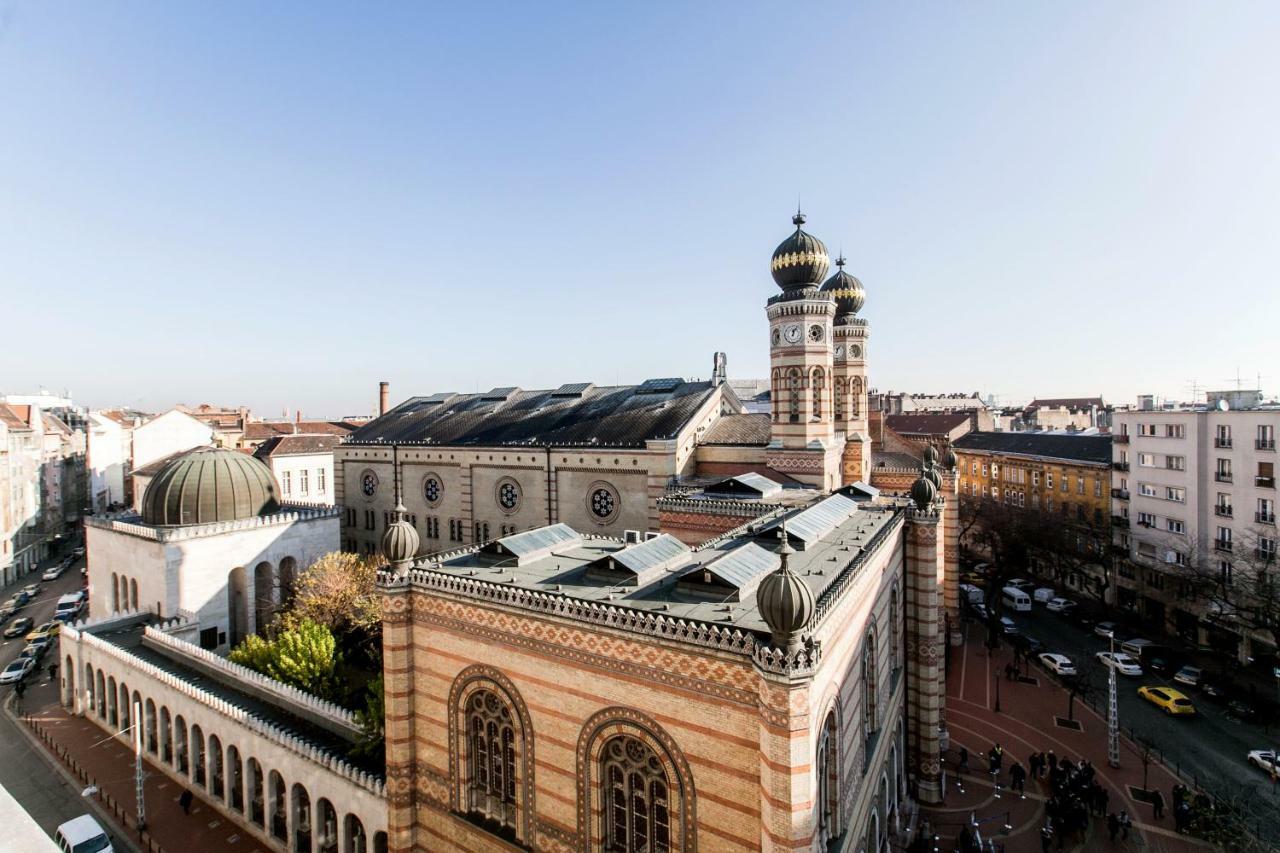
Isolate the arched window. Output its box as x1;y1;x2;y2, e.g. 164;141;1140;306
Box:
602;736;671;852
889;587;900;676
316;798;338;853
247;758;265;826
851;378;863;419
95;670;106;718
64;654;75;709
291;783;312;852
343;815;367;853
254;561;275;635
209;734;224;799
129;578;138;611
228;567;248;647
863;631;878;742
770;369;783;423
817;709;842;846
466;690;517;827
111;572;119;612
812;368;825;419
788;369;801;423
107;676;118;727
269;770;288;841
227;745;243;812
834;378;846;421
160;706;173;764
118;682;130;731
279;557;297;610
175;715;189;774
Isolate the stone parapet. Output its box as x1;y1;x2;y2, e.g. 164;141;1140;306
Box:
84;504;340;542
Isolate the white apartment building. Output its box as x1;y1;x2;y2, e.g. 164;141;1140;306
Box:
252;435;339;506
1112;399;1279;662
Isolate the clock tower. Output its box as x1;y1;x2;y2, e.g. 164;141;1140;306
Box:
822;255;871;485
765;213;842;490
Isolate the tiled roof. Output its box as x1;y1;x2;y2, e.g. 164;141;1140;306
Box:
243;421;360;441
954;431;1112;465
873;451;922;470
348;381;718;448
253;435;341;459
701;414;771;446
0;404;30;430
1028;397;1105;411
884;412;972;435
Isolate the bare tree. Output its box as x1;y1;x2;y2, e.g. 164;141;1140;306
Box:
1183;522;1280;653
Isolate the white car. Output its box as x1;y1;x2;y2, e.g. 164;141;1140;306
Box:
55;814;113;853
1046;597;1075;613
0;656;35;685
1248;750;1279;774
1039;653;1077;676
1096;651;1143;676
1094;621;1118;639
41;565;64;581
1006;578;1035;591
1033;587;1056;604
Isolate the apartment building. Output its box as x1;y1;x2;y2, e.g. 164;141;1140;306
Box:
1112;399;1279;661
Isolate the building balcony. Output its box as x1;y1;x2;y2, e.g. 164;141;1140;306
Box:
1114;434;1130;444
1111;515;1129;528
1215;438;1233;449
1215;505;1234;518
1112;489;1130;500
1257;476;1276;489
1257;439;1276;451
1215;539;1233;553
1215;473;1233;483
1113;461;1130;472
1258;512;1276;525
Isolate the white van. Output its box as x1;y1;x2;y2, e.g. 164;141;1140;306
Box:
1001;586;1032;612
54;592;86;622
54;815;112;853
1033;587;1055;604
959;583;984;604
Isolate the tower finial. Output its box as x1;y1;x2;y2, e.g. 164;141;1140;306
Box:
836;253;846;269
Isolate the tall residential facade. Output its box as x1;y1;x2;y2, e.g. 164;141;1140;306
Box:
1111;402;1279;660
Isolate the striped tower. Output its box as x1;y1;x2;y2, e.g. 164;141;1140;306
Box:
940;465;961;644
905;502;943;804
382;581;417;849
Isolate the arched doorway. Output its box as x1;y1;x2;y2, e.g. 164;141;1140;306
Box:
228;566;248;646
279;557;297;610
254;561;275;635
247;758;265;826
209;734;224;798
316;798;338;853
291;783;312;852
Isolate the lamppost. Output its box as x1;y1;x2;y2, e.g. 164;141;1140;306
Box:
1108;636;1121;768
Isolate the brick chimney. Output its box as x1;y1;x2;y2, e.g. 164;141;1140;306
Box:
379;381;390;416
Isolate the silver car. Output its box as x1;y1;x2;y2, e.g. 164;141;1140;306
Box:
0;657;34;685
1039;653;1077;676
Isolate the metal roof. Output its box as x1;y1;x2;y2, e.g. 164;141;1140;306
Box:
765;493;859;546
485;523;583;565
704;472;783;499
553;382;594;397
482;387;520;401
589;534;691;586
635;377;683;394
689;543;780;594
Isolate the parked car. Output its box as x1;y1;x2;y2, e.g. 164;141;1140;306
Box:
41;564;65;581
959;583;984;604
1046;597;1076;613
1000;616;1019;635
25;621;60;643
1228;699;1260;721
1039;653;1077;676
1248;750;1279;774
1148;657;1178;676
1033;587;1056;604
1138;686;1196;715
1015;634;1045;654
1094;621;1118;639
0;656;35;684
19;639;49;663
54;814;113;853
3;617;35;639
72;546;85;558
21;584;40;598
971;602;990;622
1201;680;1232;703
1096;651;1144;676
1174;666;1202;687
1006;578;1035;592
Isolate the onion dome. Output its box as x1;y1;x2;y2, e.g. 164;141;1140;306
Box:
910;471;938;510
757;524;815;652
923;465;942;490
142;447;279;526
923;445;939;467
381;503;419;570
941;444;958;470
770;212;830;291
820;255;866;319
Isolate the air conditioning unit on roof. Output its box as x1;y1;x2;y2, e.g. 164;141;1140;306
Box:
624;530;641;544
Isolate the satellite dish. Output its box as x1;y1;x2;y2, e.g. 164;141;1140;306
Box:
1218;399;1230;412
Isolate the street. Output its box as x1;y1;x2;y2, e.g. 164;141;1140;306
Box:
0;552;123;842
986;600;1280;844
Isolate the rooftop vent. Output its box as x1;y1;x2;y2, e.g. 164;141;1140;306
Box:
636;378;683;395
553;382;595;398
482;386;520;402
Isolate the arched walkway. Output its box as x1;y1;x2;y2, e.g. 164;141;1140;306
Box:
209;734;224;798
192;724;206;786
248;758;265;827
254;561;276;635
145;699;158;754
269;770;288;842
227;745;244;812
343;815;366;853
292;783;312;852
175;714;189;774
160;707;173;764
228;566;248;646
317;798;338;853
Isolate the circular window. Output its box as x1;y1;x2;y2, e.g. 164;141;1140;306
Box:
586;481;619;523
360;469;379;499
422;474;443;506
850;343;863;359
496;479;521;514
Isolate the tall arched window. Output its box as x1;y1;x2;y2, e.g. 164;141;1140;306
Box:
788;369;801;423
466;689;517;828
817;709;842;846
770;369;782;423
863;631;878;743
603;736;670;853
811;368;825;419
851;378;863;419
889;588;900;676
834;378;846;422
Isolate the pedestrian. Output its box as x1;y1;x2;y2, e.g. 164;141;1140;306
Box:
1029;751;1041;780
1118;810;1131;840
1040;823;1053;853
1107;813;1120;842
1152;788;1165;819
47;661;58;682
1011;762;1026;796
1097;786;1110;817
1047;750;1057;772
178;788;193;815
958;746;969;774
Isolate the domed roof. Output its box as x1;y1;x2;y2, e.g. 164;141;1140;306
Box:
381;504;420;569
770;212;830;290
142;447;280;527
819;256;866;318
910;472;937;510
941;444;958;470
923;445;939;467
757;526;815;652
923;466;942;490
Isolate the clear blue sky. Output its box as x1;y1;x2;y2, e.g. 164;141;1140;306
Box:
2;3;1278;417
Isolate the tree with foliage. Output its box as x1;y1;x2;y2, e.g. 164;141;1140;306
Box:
352;674;386;762
229;618;342;701
275;551;383;660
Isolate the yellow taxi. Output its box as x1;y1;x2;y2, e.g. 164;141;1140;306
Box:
1137;685;1196;715
25;621;62;643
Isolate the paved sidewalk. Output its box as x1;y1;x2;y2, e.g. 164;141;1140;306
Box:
918;628;1216;853
18;677;273;853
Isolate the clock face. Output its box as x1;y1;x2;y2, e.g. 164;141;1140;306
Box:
771;327;781;347
783;324;803;344
850;344;863;359
834;344;845;359
807;324;824;343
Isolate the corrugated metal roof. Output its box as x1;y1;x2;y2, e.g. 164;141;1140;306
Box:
777;493;859;545
596;534;692;585
487;523;582;565
692;542;780;593
705;472;782;499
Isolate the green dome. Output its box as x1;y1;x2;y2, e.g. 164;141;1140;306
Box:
142;447;280;527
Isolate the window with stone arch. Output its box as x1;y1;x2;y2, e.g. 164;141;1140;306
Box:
862;629;878;744
816;705;843;847
787;369;802;423
851;377;862;418
577;708;696;853
811;368;825;419
889;586;900;676
448;666;534;845
834;378;846;422
770;368;783;423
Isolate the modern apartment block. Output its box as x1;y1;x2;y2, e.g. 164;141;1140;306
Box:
1111;397;1279;661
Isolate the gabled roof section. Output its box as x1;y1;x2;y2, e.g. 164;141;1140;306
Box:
841;481;880;501
347;380;717;448
703;472;783;500
954;431;1112;465
584;534;691;586
884;412;972;435
679;542;779;599
701;413;770;446
253;435;341;459
758;493;859;549
481;523;583;566
482;387;520;402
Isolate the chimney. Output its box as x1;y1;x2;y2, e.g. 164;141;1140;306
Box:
296;409;302;424
712;352;727;385
379;381;390;416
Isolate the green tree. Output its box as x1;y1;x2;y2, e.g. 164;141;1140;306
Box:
277;552;382;651
352;674;386;763
229;618;341;701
